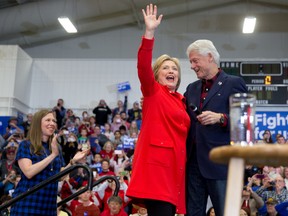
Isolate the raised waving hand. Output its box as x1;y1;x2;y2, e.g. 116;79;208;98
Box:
142;4;163;39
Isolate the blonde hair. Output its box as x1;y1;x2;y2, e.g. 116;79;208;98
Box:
152;54;181;91
103;140;114;151
129;120;139;135
27;109;55;155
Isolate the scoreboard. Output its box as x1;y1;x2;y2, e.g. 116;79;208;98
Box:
220;61;288;106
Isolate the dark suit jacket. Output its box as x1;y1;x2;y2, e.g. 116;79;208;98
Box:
184;70;248;179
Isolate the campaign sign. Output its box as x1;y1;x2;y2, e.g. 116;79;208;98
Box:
17;111;24;125
122;137;135;149
116;137;135;150
117;81;131;92
255;111;288;141
0;116;11;135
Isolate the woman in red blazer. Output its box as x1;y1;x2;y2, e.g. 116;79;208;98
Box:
126;4;190;216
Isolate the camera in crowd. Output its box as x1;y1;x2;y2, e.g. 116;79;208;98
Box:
269;181;275;186
267;181;275;191
255;174;265;179
10;174;16;181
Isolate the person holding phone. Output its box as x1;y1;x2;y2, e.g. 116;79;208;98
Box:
255;174;288;204
10;109;89;216
53;98;66;129
126;4;190;216
3;117;24;140
92;99;112;126
110;150;130;175
0;141;20;181
0;169;18;196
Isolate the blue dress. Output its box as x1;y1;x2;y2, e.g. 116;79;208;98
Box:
10;140;65;216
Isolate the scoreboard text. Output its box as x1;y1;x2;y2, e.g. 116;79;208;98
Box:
221;61;288;106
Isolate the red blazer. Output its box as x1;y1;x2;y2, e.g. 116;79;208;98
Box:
126;38;190;214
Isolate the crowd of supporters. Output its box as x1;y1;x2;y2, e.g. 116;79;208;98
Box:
0;97;287;216
0;97;147;216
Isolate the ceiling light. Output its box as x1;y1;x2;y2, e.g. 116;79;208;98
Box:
58;17;78;33
242;17;256;34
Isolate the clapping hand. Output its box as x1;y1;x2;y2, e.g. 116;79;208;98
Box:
72;149;90;163
51;134;60;157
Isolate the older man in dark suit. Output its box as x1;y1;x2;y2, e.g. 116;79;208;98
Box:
184;39;248;216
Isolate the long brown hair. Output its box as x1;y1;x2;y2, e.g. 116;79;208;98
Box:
27;109;55;155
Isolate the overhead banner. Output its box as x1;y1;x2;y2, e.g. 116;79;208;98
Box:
255;111;288;141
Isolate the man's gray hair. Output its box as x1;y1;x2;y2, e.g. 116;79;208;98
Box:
108;196;123;205
186;39;220;66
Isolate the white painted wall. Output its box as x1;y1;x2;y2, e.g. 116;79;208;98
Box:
0;46;17;98
0;45;32;116
14;47;33;113
29;58;198;117
28;57;287;118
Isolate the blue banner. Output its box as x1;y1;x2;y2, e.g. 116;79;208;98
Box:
117;81;131;92
255;111;288;141
0;116;11;135
0;116;24;136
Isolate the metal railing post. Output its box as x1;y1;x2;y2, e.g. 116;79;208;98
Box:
0;164;93;211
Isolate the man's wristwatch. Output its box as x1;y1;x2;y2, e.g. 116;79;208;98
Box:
219;113;225;124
